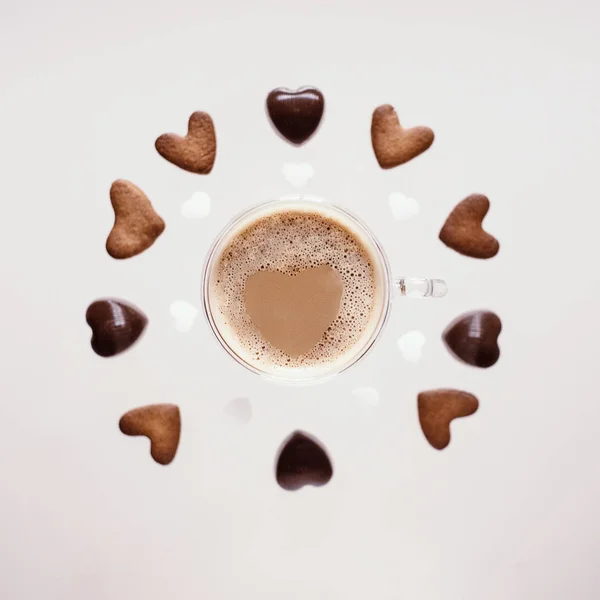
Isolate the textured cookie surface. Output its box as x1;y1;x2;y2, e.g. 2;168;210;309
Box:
439;194;499;259
371;104;434;168
418;389;479;450
155;111;216;174
119;404;181;465
106;179;165;259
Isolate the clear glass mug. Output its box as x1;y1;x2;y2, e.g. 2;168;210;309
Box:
202;198;447;383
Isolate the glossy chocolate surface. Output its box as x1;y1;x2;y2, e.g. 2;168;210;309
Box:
86;299;147;357
443;310;501;368
266;87;324;144
276;431;332;491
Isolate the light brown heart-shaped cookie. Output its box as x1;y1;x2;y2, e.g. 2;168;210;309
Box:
371;104;434;168
418;389;479;450
439;194;499;259
244;265;343;357
106;179;165;259
155;111;216;174
119;404;181;465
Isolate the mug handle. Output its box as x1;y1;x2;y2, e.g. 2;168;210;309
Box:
395;277;447;298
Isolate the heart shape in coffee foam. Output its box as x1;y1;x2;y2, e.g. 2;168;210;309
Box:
244;265;343;358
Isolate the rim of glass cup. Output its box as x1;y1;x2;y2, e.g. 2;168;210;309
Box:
202;197;392;384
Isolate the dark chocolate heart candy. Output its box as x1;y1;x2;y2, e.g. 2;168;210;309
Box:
443;310;501;368
276;431;333;491
266;87;324;145
86;299;147;357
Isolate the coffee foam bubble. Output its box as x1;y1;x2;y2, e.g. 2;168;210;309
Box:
211;209;378;370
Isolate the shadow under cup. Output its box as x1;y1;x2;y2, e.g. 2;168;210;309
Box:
202;199;392;383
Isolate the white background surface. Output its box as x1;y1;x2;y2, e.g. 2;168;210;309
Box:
1;1;599;598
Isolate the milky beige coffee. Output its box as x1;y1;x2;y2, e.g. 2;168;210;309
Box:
209;205;384;374
244;265;344;358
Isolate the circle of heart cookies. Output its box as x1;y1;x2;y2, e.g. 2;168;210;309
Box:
89;87;502;469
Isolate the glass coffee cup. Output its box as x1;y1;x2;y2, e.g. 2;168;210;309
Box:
203;198;447;383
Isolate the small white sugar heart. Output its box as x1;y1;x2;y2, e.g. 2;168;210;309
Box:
181;192;211;218
388;192;419;221
352;387;380;411
170;300;199;332
396;330;426;363
223;397;252;424
281;163;315;187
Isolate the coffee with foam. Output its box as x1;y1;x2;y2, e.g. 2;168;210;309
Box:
207;202;387;379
